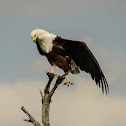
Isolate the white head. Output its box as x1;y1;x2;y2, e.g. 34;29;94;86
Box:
30;29;48;41
30;29;57;53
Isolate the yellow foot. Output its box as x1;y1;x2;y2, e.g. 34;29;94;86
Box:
64;80;73;87
64;75;73;86
51;72;57;76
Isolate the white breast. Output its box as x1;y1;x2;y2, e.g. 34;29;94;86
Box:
38;32;56;53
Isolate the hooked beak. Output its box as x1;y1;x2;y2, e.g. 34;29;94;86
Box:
32;35;37;40
32;35;37;43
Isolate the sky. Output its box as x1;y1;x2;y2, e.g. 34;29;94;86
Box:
0;0;126;126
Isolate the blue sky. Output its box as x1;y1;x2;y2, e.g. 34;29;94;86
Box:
0;0;126;126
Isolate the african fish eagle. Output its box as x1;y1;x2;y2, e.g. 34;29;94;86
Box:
30;29;109;94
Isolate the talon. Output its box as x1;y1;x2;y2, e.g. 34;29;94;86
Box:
70;82;73;85
64;75;73;86
63;83;66;86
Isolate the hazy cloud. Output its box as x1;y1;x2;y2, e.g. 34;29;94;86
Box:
0;78;126;126
51;79;126;126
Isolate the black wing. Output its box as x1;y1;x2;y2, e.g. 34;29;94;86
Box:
36;39;45;55
55;37;109;94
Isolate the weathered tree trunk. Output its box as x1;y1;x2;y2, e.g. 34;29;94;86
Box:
42;95;50;126
40;73;65;126
21;68;77;126
40;73;54;126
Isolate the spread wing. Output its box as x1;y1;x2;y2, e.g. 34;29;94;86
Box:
55;37;109;94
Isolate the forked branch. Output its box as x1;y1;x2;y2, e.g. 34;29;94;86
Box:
21;67;78;126
21;106;41;126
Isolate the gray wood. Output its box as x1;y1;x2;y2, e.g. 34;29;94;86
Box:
21;67;78;126
21;106;41;126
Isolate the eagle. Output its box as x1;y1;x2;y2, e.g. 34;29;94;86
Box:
30;29;109;94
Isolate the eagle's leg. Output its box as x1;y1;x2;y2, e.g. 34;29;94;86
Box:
64;75;73;86
51;65;57;75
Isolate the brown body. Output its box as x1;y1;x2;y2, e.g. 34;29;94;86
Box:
45;41;70;73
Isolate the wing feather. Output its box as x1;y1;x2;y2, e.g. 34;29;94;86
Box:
55;37;109;94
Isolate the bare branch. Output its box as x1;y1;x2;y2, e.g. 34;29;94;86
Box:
23;119;31;122
39;90;44;99
21;106;41;126
39;89;44;104
44;72;55;94
49;75;65;98
49;67;79;98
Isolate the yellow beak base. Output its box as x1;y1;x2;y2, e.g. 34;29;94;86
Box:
32;35;37;40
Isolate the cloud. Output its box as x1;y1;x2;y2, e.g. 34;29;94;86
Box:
51;78;126;126
0;78;126;126
0;81;44;126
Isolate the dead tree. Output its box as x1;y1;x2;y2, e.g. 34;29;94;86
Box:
21;68;77;126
